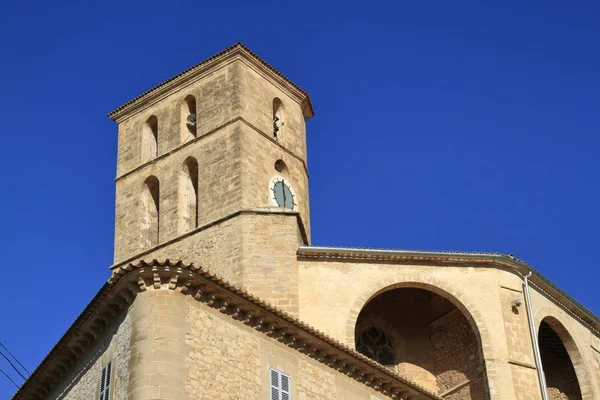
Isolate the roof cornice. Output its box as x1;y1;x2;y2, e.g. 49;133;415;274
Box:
13;259;438;400
107;43;315;123
297;246;600;336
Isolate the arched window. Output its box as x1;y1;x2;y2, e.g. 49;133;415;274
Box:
181;95;197;143
141;116;158;162
539;318;584;399
356;325;395;366
141;176;160;248
179;157;198;234
272;98;284;141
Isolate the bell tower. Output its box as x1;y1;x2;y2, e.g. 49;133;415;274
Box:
108;44;313;315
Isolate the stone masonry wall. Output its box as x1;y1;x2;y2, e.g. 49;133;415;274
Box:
184;293;393;400
47;308;132;400
430;308;486;399
113;57;311;264
114;121;243;263
509;364;540;400
115;61;241;177
127;214;244;286
238;121;311;241
240;212;303;316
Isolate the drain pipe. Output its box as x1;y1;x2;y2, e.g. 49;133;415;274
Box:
522;271;548;400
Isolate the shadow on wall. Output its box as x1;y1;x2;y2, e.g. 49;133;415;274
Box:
354;288;487;399
539;318;583;400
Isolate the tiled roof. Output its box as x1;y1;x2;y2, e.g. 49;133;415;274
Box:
107;42;315;120
13;259;438;400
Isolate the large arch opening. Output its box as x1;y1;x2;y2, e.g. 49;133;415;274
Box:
539;317;584;399
354;287;487;398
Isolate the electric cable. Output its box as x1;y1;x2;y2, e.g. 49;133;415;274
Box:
0;350;27;381
0;367;20;389
0;342;30;376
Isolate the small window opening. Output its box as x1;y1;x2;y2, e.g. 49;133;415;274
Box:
181;95;197;142
99;360;112;400
272;98;284;141
274;159;288;177
142;115;158;162
270;367;290;400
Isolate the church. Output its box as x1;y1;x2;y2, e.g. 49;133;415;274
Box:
12;43;600;400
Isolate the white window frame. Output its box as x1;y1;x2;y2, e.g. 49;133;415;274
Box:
99;360;112;400
269;367;291;400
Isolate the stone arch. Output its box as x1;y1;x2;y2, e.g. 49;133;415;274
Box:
178;157;199;234
180;95;197;142
345;275;495;397
272;97;284;141
141;115;158;162
535;309;594;399
140;175;160;248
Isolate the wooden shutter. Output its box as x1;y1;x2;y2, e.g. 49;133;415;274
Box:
99;361;112;400
269;367;291;400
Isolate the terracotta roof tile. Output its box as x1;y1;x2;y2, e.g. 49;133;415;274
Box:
107;42;315;120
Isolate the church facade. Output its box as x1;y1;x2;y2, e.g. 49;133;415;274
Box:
13;43;600;400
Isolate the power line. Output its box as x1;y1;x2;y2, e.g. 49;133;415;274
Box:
0;350;27;382
0;367;20;389
0;342;29;376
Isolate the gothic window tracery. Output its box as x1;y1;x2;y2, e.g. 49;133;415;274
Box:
356;325;395;366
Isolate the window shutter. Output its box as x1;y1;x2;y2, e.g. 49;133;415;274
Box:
99;361;112;400
269;368;291;400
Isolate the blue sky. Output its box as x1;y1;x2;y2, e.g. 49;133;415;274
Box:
1;0;599;396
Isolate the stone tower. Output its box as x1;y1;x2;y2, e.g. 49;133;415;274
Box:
108;43;314;314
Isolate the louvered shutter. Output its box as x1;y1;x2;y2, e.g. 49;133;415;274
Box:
99;361;112;400
269;368;291;400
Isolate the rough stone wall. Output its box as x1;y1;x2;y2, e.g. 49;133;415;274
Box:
296;360;337;399
240;212;303;315
113;59;310;273
47;308;132;400
500;288;535;366
127;204;244;285
592;347;600;387
113;121;243;263
238;121;311;241
237;59;308;163
185;296;262;399
430;308;485;398
184;293;393;400
508;364;539;400
115;61;240;177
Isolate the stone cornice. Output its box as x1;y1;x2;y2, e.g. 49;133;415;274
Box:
13;260;438;400
107;43;315;123
297;246;600;337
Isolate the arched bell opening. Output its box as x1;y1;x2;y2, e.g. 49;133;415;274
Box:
539;317;585;399
354;287;487;398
